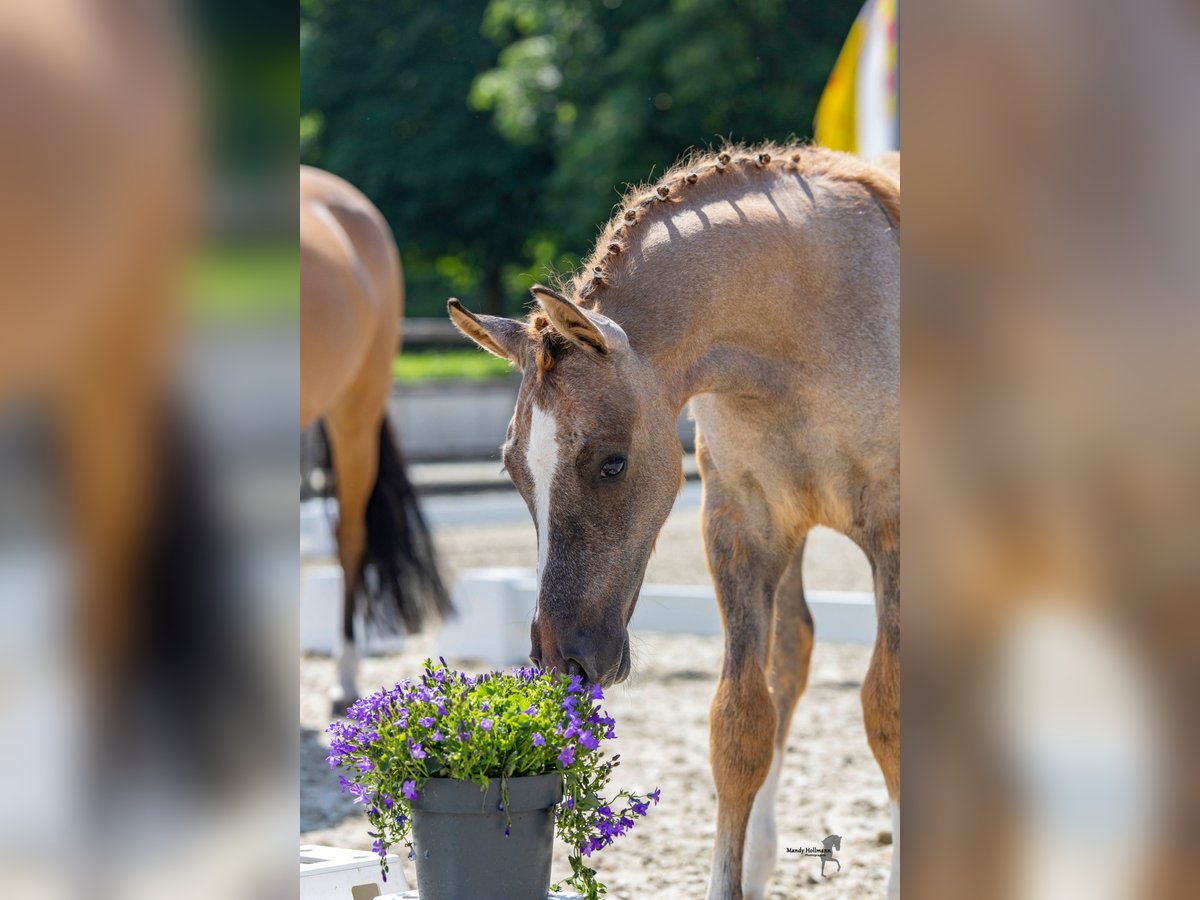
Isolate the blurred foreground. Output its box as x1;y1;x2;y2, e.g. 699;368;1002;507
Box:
905;0;1200;898
0;3;295;897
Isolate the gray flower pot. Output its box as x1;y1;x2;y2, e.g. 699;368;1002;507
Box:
409;773;563;900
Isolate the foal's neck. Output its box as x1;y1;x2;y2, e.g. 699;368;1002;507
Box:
593;188;811;412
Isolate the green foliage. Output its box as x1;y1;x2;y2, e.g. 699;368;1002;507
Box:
302;0;860;323
475;0;859;246
188;243;299;321
391;350;515;383
301;0;550;316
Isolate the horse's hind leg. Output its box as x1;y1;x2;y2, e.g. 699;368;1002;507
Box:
863;535;901;898
743;537;815;899
325;400;384;713
700;447;792;900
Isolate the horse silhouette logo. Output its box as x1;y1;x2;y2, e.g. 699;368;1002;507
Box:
786;832;844;875
819;834;842;876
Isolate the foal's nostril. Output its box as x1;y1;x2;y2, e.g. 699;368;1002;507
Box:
565;658;591;683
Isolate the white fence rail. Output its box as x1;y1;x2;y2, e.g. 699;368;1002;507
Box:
300;563;877;663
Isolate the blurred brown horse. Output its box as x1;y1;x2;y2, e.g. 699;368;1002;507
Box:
301;166;450;710
0;1;198;698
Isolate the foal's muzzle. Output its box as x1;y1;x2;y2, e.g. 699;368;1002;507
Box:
530;619;631;687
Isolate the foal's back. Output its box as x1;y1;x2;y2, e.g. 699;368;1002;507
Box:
688;158;899;538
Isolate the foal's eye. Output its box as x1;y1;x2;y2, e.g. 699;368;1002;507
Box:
599;455;627;479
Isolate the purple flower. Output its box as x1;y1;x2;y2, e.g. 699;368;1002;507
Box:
566;796;575;810
480;718;493;732
402;780;418;801
481;702;490;712
419;716;436;728
649;788;661;805
372;839;385;858
337;775;351;793
588;682;604;701
409;740;426;759
579;731;599;751
632;799;649;816
329;735;356;755
532;732;545;746
432;728;444;742
524;704;538;715
562;696;578;713
567;674;584;694
355;758;373;773
381;793;394;810
557;744;575;767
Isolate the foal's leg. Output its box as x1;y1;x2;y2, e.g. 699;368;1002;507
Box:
863;539;901;898
325;402;383;713
742;539;815;899
701;462;791;900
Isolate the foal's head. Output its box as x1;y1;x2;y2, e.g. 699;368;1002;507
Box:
449;286;682;685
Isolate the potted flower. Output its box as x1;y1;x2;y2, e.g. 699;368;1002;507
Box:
326;658;660;900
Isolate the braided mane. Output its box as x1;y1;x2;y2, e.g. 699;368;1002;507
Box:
527;142;899;377
564;141;899;305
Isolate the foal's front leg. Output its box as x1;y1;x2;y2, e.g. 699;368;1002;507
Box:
702;473;790;899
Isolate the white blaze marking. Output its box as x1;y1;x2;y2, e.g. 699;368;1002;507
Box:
742;747;783;899
527;404;561;608
889;800;900;899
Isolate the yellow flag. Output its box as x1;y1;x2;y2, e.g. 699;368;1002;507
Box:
815;0;898;159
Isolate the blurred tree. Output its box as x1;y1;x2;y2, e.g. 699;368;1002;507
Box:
301;0;550;315
301;0;860;317
472;0;860;252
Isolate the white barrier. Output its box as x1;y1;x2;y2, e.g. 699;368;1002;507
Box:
300;565;344;656
300;563;405;657
436;567;537;664
301;562;877;662
435;568;877;666
300;845;406;899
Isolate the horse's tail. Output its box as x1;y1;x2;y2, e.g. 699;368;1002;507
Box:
357;418;452;634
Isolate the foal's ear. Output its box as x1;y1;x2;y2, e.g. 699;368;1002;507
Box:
530;284;610;355
447;299;527;363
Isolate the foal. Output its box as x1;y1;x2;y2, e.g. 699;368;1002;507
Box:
449;144;899;899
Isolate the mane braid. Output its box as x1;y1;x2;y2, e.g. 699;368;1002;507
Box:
525;312;571;382
568;140;900;303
